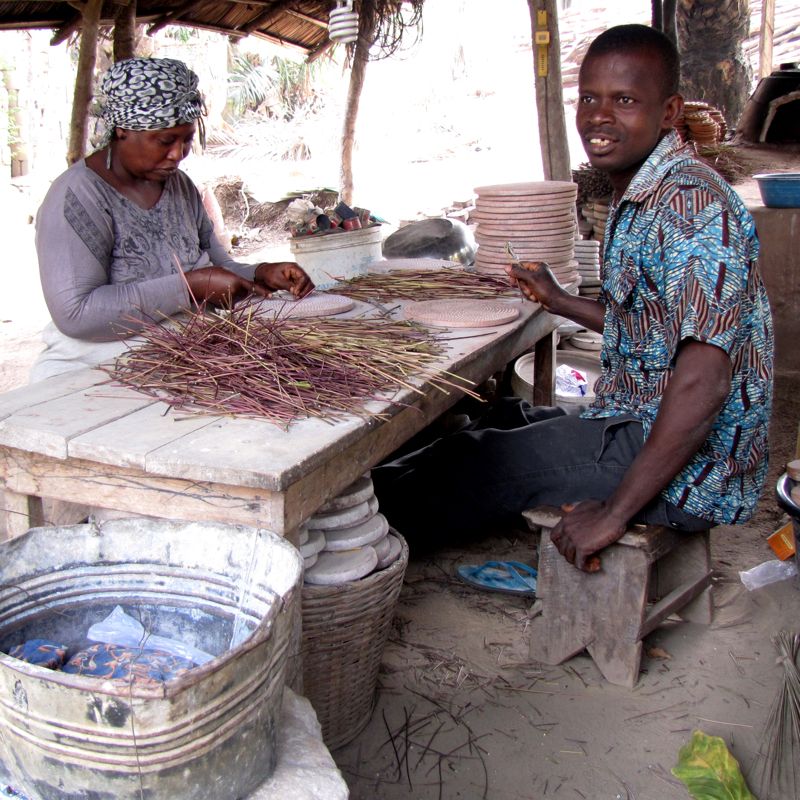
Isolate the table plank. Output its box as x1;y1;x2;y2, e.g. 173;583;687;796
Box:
0;369;109;422
0;383;156;459
69;403;222;469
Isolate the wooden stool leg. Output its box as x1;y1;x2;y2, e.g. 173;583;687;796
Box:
587;640;644;689
531;529;651;686
529;529;593;664
652;531;713;625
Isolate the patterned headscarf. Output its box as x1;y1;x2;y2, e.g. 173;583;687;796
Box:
99;57;206;146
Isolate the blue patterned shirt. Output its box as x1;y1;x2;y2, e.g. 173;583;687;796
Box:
583;131;774;524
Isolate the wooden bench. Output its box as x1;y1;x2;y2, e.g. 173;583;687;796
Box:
522;506;713;688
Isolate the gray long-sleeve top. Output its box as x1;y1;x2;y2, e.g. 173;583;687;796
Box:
35;160;254;342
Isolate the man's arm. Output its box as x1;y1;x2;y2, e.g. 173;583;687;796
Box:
550;339;732;571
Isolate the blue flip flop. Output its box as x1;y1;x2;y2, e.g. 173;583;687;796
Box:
456;560;537;597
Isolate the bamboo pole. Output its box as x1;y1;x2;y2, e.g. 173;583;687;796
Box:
759;0;776;78
66;0;103;165
527;0;571;182
340;0;378;205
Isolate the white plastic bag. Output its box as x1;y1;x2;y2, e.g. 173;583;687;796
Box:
87;605;214;666
739;559;798;591
555;363;589;397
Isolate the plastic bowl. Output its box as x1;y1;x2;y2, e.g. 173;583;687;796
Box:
753;173;800;208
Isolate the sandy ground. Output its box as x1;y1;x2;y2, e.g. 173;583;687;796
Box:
1;143;799;800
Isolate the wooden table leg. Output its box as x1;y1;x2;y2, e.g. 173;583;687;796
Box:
532;330;556;407
1;489;43;541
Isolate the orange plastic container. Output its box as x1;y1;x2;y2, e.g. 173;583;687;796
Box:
768;520;797;560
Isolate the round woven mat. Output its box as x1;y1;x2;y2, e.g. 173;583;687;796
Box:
256;293;354;318
404;299;520;328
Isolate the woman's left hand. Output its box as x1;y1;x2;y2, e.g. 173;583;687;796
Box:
254;262;315;299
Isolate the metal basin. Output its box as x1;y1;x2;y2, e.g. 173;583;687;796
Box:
382;218;477;266
0;518;303;800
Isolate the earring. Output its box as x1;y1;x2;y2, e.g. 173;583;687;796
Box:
106;146;112;170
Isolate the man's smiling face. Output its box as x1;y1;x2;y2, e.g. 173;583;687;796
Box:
576;49;682;196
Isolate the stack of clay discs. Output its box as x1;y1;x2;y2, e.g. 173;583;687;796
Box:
579;195;612;241
676;101;726;147
471;181;579;288
303;472;403;585
574;239;601;298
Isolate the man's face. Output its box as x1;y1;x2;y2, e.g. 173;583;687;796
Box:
576;49;681;195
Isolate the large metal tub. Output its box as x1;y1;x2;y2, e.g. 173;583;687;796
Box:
0;518;303;800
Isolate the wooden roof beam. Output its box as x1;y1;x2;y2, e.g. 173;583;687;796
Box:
147;0;202;36
51;10;83;45
240;0;293;34
285;10;329;29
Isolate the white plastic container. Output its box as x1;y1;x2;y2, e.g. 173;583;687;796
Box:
512;349;602;413
288;226;383;288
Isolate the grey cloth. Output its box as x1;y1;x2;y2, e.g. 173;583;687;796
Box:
32;160;254;379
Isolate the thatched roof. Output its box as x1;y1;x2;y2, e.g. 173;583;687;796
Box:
0;1;339;57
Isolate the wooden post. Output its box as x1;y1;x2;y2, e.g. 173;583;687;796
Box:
339;0;377;205
527;0;570;182
66;0;103;165
113;0;138;62
759;0;776;79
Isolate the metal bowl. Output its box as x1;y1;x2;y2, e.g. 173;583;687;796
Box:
382;218;477;266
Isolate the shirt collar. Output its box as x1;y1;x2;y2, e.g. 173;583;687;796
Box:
620;129;690;204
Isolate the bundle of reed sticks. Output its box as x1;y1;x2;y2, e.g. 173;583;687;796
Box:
334;268;517;303
756;629;800;798
106;305;478;426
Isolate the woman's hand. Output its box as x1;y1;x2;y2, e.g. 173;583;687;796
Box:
185;267;268;308
254;262;315;299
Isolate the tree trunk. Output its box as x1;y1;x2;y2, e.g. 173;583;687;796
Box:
67;0;103;164
677;0;752;128
339;0;378;205
527;0;570;182
113;0;138;62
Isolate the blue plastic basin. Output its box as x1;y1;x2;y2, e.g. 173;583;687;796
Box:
754;173;800;208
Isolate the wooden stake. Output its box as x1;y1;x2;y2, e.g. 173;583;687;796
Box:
66;0;103;165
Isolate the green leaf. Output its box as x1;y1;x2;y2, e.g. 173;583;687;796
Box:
671;731;755;800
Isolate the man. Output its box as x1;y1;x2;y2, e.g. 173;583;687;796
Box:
372;24;773;572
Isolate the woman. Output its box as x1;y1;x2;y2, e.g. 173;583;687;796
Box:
32;57;313;381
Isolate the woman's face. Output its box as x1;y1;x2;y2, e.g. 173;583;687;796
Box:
113;122;196;181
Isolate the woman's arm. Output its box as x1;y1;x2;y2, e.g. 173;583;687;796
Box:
36;168;190;342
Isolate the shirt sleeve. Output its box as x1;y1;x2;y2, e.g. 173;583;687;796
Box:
36;166;191;342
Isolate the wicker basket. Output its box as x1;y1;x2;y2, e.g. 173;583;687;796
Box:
301;532;409;750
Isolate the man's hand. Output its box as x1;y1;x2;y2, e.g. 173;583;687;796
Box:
550;500;628;572
505;261;606;333
505;261;565;311
185;267;268;308
255;262;315;299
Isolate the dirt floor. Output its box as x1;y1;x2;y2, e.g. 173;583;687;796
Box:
1;143;799;799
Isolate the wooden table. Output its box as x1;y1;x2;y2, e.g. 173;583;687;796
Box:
0;301;556;541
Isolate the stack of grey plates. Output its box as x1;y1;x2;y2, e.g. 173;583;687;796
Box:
301;472;403;585
579;196;612;241
471;181;580;288
574;239;601;298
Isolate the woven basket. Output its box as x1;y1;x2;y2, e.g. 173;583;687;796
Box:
301;532;409;750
